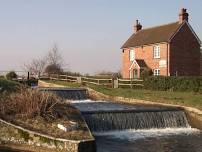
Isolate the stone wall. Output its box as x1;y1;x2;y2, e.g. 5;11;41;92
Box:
0;118;96;152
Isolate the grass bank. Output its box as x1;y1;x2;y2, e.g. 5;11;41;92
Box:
0;78;20;92
44;80;202;110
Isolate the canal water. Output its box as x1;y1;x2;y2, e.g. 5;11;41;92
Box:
95;128;202;152
73;100;202;152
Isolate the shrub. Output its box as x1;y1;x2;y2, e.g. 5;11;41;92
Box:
0;75;5;79
0;87;62;121
0;79;20;92
140;68;153;79
144;76;202;92
62;71;82;76
45;64;63;74
6;71;17;80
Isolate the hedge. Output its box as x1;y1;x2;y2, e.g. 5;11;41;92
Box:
0;78;20;92
143;76;202;92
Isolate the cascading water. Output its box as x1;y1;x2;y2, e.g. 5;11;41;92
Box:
65;99;202;152
76;100;202;152
38;88;88;100
83;110;190;132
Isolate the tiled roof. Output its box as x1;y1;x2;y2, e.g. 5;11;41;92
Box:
136;59;147;68
121;22;182;48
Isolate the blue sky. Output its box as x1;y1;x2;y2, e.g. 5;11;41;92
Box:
0;0;202;74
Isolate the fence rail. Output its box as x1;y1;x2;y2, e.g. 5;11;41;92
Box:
47;74;143;88
50;74;78;82
117;78;144;88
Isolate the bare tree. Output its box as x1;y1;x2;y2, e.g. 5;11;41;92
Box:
47;44;64;66
24;56;47;77
45;44;64;74
24;44;65;76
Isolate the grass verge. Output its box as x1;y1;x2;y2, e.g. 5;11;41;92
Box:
45;80;202;110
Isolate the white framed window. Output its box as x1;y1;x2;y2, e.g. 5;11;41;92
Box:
129;49;135;61
154;69;160;76
153;45;160;58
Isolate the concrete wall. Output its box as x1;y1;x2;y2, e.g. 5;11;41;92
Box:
0;118;96;152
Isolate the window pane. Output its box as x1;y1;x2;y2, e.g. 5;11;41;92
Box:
153;45;160;58
130;49;135;61
154;69;160;76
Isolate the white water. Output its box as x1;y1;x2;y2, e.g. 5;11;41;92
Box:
70;99;104;103
94;127;201;141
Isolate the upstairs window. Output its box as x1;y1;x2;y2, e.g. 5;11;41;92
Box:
129;49;135;61
154;69;160;76
153;45;160;58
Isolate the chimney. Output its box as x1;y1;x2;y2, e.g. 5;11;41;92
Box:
134;20;142;33
179;8;189;24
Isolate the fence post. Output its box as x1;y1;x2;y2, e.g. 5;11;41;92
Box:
27;72;30;80
113;79;118;88
130;79;132;89
77;77;82;84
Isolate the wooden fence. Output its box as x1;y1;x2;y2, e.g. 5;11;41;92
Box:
117;78;144;88
48;74;143;88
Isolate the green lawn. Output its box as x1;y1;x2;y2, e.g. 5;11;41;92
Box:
44;80;202;110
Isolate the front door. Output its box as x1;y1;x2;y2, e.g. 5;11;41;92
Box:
133;69;138;79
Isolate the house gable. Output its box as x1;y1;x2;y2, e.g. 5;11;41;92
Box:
169;21;201;76
169;21;202;45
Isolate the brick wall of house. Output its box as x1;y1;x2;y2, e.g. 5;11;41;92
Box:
122;43;169;79
170;23;201;76
200;51;202;75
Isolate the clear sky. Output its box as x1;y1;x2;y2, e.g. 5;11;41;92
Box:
0;0;202;74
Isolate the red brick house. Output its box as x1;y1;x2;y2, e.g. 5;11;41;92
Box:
121;8;202;79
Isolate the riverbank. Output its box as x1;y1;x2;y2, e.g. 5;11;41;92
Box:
41;80;202;130
43;80;202;111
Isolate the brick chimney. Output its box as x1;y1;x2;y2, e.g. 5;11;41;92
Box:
134;20;142;33
179;8;189;24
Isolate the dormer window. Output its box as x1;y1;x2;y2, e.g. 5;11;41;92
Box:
153;45;160;58
129;49;135;61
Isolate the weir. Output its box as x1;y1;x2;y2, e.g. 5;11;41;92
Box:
38;88;191;133
38;88;88;100
83;110;190;132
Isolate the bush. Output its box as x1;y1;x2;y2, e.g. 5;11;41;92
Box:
45;64;63;74
62;71;82;76
0;87;62;121
0;79;20;92
0;75;5;79
144;76;202;92
140;68;153;79
6;71;17;80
